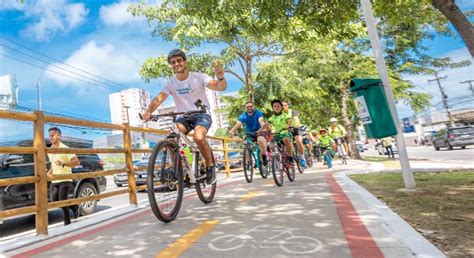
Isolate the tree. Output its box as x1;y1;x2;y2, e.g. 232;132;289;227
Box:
432;0;474;57
129;0;292;102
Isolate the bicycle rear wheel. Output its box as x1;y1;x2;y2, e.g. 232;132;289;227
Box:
338;145;347;165
306;152;313;167
259;163;270;179
147;140;183;223
243;144;254;183
195;151;217;204
286;162;296;182
272;152;284;186
295;155;304;174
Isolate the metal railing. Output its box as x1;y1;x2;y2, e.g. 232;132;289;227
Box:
0;110;243;235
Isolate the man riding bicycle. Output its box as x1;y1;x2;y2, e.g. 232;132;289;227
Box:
282;101;306;167
229;101;270;165
328;117;349;157
268;99;295;166
142;49;227;184
300;125;314;159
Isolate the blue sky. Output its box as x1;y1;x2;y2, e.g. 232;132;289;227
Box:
0;0;473;141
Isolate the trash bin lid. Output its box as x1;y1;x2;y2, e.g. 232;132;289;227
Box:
350;78;382;91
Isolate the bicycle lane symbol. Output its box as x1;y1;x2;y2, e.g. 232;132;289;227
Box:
208;224;324;255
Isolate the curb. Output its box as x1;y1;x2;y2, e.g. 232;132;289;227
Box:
335;164;448;258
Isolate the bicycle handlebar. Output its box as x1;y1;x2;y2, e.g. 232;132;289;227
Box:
139;109;206;122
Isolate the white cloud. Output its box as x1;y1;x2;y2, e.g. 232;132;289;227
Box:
17;0;88;41
44;40;142;88
99;1;145;26
0;0;24;11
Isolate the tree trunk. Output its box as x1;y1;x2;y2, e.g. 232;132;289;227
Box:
340;82;362;160
432;0;474;57
246;57;254;103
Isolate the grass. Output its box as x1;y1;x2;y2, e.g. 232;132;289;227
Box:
350;171;474;258
362;156;400;168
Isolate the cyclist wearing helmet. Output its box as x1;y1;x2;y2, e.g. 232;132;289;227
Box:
229;101;270;165
282;101;306;167
317;128;334;163
143;49;227;184
268;99;295;165
300;125;313;159
328;117;349;156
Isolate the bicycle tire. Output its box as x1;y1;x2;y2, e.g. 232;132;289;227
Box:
259;163;270;179
195;150;217;204
147;140;183;223
243;144;254;183
306;153;313;167
295;155;304;174
287;162;296;182
338;145;347;165
272;152;284;186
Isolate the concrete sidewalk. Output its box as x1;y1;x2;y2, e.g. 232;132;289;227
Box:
2;160;449;258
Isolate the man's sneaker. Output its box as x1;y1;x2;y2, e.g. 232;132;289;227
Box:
206;166;216;184
300;159;307;168
262;155;268;166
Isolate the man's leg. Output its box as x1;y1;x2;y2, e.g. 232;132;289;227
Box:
283;137;294;162
58;183;71;225
257;136;268;165
193;126;216;184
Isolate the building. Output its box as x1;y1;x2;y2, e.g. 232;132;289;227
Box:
0;74;18;110
109;88;150;128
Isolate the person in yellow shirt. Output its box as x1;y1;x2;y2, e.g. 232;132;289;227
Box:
48;127;80;225
381;137;395;159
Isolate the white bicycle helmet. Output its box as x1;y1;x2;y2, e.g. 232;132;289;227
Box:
329;117;338;123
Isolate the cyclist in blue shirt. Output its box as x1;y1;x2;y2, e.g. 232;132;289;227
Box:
229;101;270;165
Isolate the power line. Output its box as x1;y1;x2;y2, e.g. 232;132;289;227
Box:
0;36;130;90
1;44;127;91
460;79;474;96
0;53;123;91
427;71;455;127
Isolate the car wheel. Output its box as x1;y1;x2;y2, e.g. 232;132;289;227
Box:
115;183;123;187
461;146;466;149
76;182;98;216
433;144;440;151
447;142;453;150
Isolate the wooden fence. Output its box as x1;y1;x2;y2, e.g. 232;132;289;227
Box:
0;110;243;235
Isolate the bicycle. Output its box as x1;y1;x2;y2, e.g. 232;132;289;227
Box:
140;101;216;222
312;144;322;163
239;132;271;183
302;137;313;168
270;131;296;187
289;127;305;174
334;137;347;165
320;145;333;169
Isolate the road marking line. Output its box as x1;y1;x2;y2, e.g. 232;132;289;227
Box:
238;190;261;202
155;220;220;258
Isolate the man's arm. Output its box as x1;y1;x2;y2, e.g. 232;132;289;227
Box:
207;63;227;91
229;121;242;137
207;79;227;91
143;92;169;120
65;156;80;168
257;117;267;133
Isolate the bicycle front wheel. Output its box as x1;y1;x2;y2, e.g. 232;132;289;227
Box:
195;151;217;204
272;152;284;187
243;144;254;183
147;140;183;223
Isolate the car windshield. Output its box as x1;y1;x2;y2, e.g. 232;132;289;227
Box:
450;127;474;134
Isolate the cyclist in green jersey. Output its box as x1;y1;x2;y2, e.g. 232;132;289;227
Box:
282;101;306;167
268;99;295;165
317;128;334;161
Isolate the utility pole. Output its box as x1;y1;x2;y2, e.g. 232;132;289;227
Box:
428;71;455;127
361;0;416;189
460;79;474;96
124;105;130;124
35;77;42;110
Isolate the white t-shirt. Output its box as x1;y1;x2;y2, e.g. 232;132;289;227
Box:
162;72;212;112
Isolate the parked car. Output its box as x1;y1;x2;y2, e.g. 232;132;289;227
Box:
113;158;166;187
432;126;474;151
355;141;368;152
0;139;107;217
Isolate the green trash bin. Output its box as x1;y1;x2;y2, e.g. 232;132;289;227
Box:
350;78;397;138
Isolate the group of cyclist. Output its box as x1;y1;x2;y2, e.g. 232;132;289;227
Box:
229;98;350;169
143;48;350;185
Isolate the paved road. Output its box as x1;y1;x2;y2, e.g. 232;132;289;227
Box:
6;162;418;258
362;145;474;162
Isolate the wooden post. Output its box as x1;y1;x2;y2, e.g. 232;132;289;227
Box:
123;123;137;205
34;111;48;235
223;139;230;178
